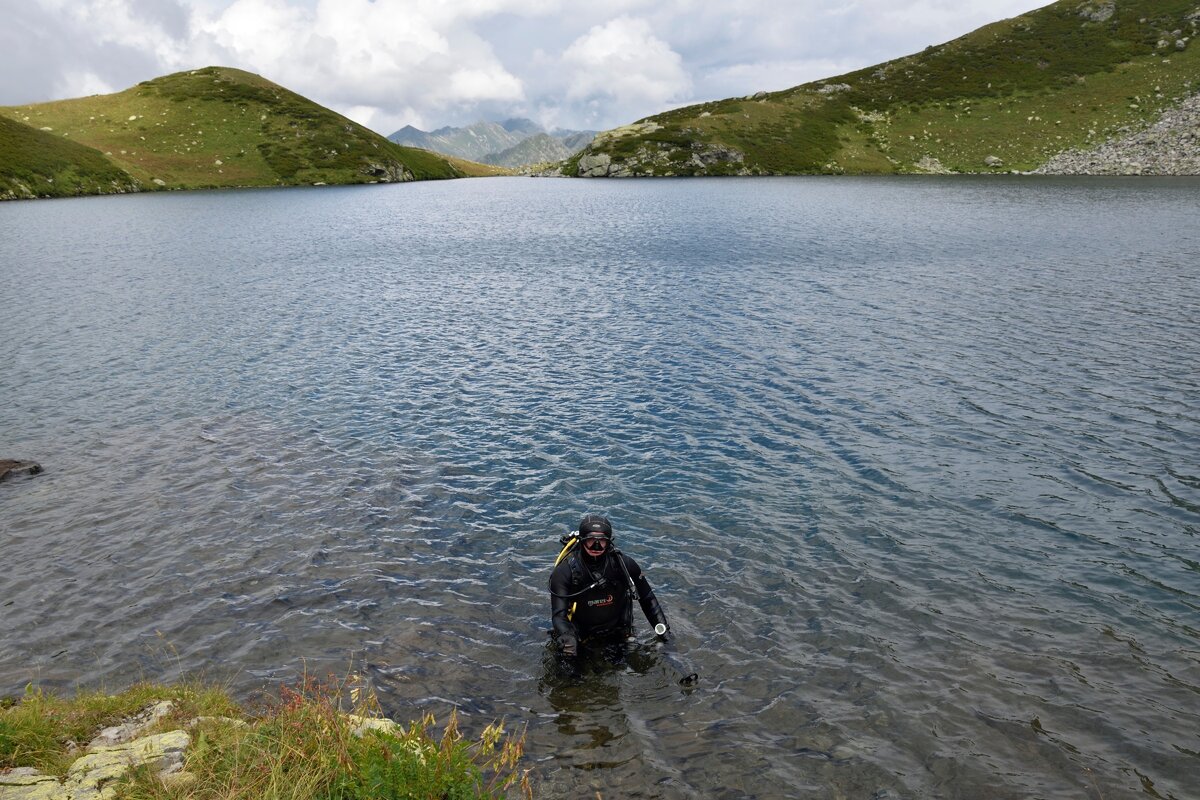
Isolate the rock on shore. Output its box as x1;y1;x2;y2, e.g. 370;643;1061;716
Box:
0;702;405;800
0;709;189;800
1037;92;1200;175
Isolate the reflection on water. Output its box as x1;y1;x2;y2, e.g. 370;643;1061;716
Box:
1;176;1198;798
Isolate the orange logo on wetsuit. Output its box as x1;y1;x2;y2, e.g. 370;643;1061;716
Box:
587;594;614;607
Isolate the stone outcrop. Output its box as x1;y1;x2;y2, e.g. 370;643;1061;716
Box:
577;152;623;177
0;461;41;482
346;714;401;738
687;143;744;169
0;704;401;800
1036;92;1200;175
0;730;190;800
360;161;414;182
0;702;191;800
1078;2;1116;23
914;156;952;174
89;702;175;748
576;139;751;177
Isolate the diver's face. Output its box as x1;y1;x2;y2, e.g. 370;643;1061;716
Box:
582;533;610;557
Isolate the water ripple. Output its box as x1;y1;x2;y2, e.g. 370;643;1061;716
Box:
2;177;1199;798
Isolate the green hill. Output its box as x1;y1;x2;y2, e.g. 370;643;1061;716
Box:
568;0;1200;176
0;115;140;199
0;67;493;198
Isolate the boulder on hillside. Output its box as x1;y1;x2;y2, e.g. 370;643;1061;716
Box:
577;153;614;177
1078;2;1115;23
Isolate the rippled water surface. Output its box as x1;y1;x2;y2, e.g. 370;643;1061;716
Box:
2;176;1199;798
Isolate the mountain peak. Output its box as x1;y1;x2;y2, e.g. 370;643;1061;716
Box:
499;117;543;135
387;118;593;166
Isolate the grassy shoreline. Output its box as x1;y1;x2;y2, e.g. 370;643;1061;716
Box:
0;677;531;799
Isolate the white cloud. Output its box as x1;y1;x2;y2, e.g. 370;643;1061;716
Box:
0;0;1058;133
54;70;117;99
560;16;690;125
447;67;524;102
189;0;526;131
700;59;860;99
43;0;191;65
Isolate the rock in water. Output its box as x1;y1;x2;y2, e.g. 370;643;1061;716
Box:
0;460;42;482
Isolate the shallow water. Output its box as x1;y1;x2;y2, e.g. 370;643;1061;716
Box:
1;176;1198;798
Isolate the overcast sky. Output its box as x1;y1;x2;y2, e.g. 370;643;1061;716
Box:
1;0;1048;135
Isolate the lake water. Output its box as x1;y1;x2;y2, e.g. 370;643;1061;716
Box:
1;176;1198;799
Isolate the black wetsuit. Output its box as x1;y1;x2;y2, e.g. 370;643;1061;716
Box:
549;548;668;654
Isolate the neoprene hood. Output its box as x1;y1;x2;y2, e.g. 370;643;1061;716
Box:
578;514;613;538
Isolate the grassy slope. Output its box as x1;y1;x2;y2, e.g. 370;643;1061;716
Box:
0;67;496;195
0;115;140;199
440;153;516;177
1;680;531;799
570;0;1200;175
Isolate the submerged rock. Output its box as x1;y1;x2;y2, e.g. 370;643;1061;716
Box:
0;460;42;482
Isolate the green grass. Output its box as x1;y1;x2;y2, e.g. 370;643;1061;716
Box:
1;677;532;800
0;115;139;198
0;682;237;776
0;66;487;195
573;0;1200;175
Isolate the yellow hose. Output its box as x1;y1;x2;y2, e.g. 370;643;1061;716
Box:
557;537;579;621
554;536;578;567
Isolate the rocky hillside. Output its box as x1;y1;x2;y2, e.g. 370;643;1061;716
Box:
1037;89;1200;173
0;67;492;199
481;133;573;167
390;118;594;167
566;0;1200;177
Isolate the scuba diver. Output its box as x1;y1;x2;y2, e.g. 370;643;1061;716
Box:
549;514;671;673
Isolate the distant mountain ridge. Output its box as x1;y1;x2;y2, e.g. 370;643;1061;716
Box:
389;118;595;167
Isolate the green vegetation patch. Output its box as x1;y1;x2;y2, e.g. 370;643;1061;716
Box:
0;115;137;199
0;682;236;776
1;678;531;799
574;0;1200;176
1;66;464;195
837;0;1199;109
714;97;857;173
875;41;1200;172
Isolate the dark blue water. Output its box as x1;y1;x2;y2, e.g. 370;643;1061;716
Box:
1;176;1198;799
